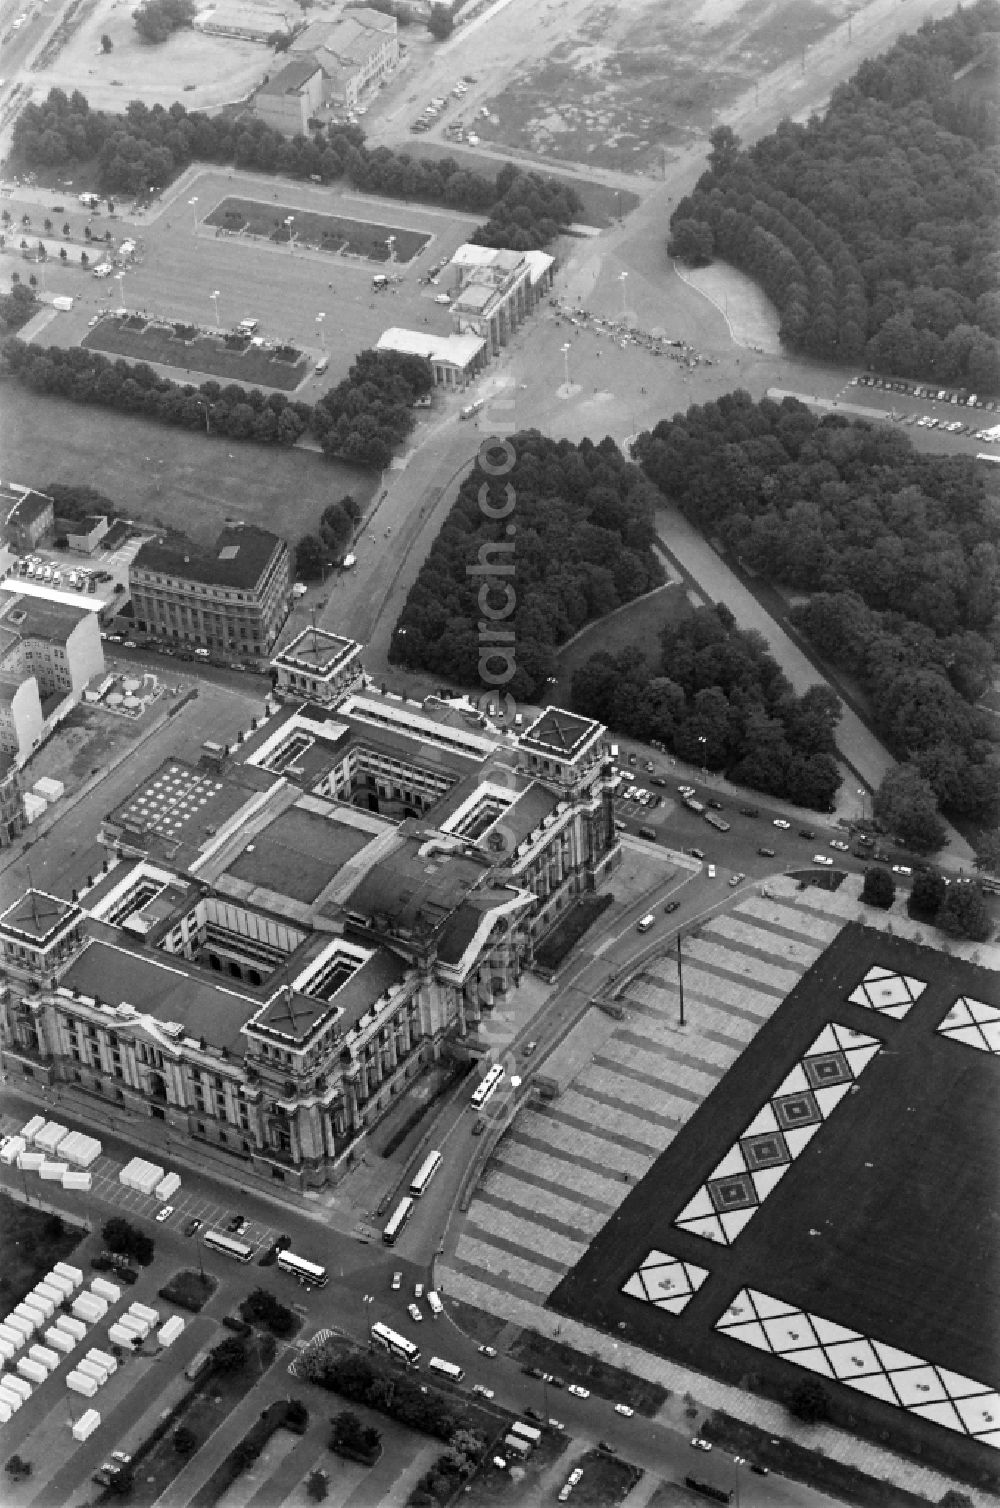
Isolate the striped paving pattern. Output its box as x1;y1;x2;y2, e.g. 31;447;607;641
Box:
452;893;841;1301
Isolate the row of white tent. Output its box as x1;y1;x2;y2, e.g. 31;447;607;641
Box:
3;1123;182;1203
119;1156;181;1202
0;1264;187;1423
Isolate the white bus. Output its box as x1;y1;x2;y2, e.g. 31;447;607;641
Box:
383;1196;415;1245
277;1250;328;1288
409;1150;442;1198
371;1321;420;1367
428;1356;465;1383
202;1229;253;1263
470;1064;504;1109
511;1421;542;1446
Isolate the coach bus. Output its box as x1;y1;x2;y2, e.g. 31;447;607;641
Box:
202;1229;253;1263
371;1321;420;1367
409;1150;443;1198
277;1250;328;1288
470;1063;504;1110
383;1196;415;1245
428;1356;465;1383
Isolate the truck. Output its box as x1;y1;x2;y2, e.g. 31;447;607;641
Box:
683;796;706;814
78;192;100;208
52;295;74;312
503;1434;531;1459
460;398;485;420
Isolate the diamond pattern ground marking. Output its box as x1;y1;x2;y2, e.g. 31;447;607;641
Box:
937;997;1000;1056
716;1289;998;1449
848;965;926;1019
674;1025;881;1246
620;1250;710;1313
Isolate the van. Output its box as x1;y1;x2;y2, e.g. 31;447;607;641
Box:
372;274;388;289
314;356;328;374
194;648;210;658
636;913;655;933
427;1290;443;1317
638;825;657;841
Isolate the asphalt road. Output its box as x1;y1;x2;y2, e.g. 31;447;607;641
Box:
0;1087;844;1507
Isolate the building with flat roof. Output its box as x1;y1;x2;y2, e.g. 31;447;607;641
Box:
194;0;297;40
375;328;487;387
129;524;291;663
0;676;620;1191
0;583;103;762
448;244;556;357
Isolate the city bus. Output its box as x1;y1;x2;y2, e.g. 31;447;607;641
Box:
371;1321;420;1367
409;1150;443;1198
510;1421;542;1447
428;1356;465;1383
202;1229;253;1263
277;1250;328;1288
383;1196;415;1245
470;1064;504;1110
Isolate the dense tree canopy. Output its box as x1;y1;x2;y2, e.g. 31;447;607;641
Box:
133;0;195;43
11;90;579;248
669;2;1000;387
390;432;663;700
571;605;843;810
0;339;428;467
634;392;1000;826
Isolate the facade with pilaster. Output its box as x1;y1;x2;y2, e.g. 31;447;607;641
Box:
0;687;619;1191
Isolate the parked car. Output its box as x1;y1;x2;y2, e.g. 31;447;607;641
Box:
663;900;680;914
798;828;815;839
183;1218;202;1238
568;1384;589;1398
478;1344;497;1357
408;1303;423;1322
155;1204;174;1223
829;839;850;852
226;1213;249;1235
614;1403;634;1417
813;854;834;866
392;1271;402;1290
690;1437;713;1452
773;818;791;830
758;846;776;857
740;806;759;817
472;1384;495;1398
547;1418;565;1431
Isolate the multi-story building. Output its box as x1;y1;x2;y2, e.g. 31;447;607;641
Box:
449;246;556;357
0;585;104;762
1;483;54;555
0;752;26;847
290;8;399;110
129;524;291;663
253;56;326;136
0;656;622;1191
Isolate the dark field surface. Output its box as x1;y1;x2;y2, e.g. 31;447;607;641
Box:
551;923;1000;1473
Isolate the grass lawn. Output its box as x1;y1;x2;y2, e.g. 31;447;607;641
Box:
464;1429;570;1507
570;1449;642;1507
0;382;374;547
556;582;690;687
549;924;1000;1491
510;1331;668;1417
534;895;612;972
159;1269;218;1312
83;317;307;390
206;197;430;262
122;1338;278;1508
0;1195;85;1309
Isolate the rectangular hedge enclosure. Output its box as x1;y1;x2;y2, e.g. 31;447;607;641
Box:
205;198;431;262
82;317;308;390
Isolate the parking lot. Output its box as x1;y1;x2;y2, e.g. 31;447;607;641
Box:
848;373;1000;445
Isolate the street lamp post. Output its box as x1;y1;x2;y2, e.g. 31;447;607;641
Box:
198;398;211;434
618;270;628;325
561;341;571;389
210;288;221;328
284;216;295;251
857;787;867;823
363;1294;374;1345
188;197;198;232
676;933;685;1027
316;311;326;349
697;734;707;779
115;271;125;309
